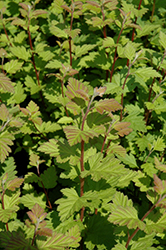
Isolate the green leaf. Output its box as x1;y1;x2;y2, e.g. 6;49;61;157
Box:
85;213;115;250
36;230;80;250
134;67;161;81
58;116;74;124
39;166;57;189
63;125;99;146
109;205;145;230
24;75;41;95
20;193;46;209
133;170;151;192
0;231;36;250
130;233;155;250
0;131;15;163
118;153;138;168
12;82;26;104
0;73;14;93
81;153;129;181
0;104;9;122
145;213;166;234
103;37;115;48
123;42;136;61
45;59;62;69
159;31;166;49
74;44;96;58
50;23;68;38
112;243;127;250
4;60;24;74
106;144;126;157
95;99;122;114
37;121;61;133
141;163;157;177
55;188;84;222
38;139;59;157
10;46;31;61
153;137;165;151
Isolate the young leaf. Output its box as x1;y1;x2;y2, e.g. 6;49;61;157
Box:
153;174;166;195
0;104;9;122
113;122;132;137
6;177;24;191
66;78;89;102
0;73;14;93
95;99;122;114
0;131;15;163
63;126;99;146
154;157;166;173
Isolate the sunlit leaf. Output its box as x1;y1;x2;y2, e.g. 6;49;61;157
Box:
95;99;122;114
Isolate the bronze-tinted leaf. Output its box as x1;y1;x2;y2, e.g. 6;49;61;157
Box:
95;99;122;114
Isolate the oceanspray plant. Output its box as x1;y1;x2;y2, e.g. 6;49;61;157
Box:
0;0;166;249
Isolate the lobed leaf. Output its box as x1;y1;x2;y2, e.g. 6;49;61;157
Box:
0;131;15;163
0;73;15;93
95;99;122;114
108;205;145;230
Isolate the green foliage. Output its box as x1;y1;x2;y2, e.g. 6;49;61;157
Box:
0;0;166;249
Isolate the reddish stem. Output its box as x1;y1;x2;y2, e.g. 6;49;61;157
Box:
37;167;52;210
151;0;155;22
1;191;9;231
127;0;142;66
125;194;166;248
110;21;124;82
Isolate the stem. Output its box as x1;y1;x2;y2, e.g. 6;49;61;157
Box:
27;25;40;87
151;0;155;22
0;11;13;47
110;16;126;82
60;78;69;117
144;148;154;163
125;194;166;248
120;67;131;121
69;2;74;66
27;20;46;108
1;190;9;231
80;96;94;221
145;49;166;124
101;3;109;81
37;165;52;210
127;0;142;66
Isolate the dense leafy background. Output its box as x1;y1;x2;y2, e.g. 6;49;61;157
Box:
0;0;166;249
